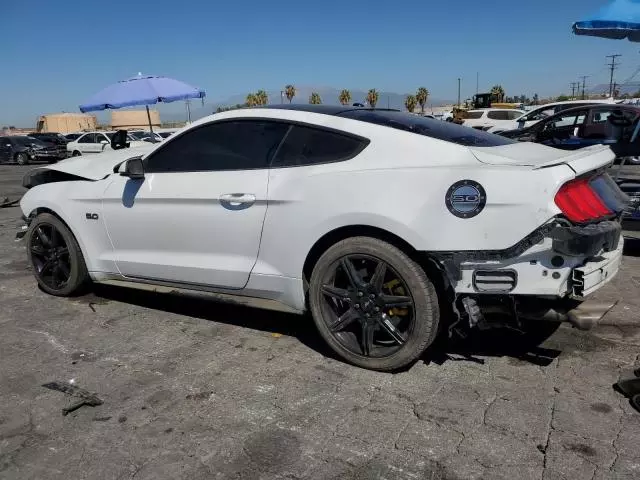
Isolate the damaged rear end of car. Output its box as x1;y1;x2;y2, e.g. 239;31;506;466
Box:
438;144;628;333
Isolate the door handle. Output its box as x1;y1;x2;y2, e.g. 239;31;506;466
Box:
219;193;256;210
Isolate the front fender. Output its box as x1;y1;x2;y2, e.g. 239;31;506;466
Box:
20;181;116;274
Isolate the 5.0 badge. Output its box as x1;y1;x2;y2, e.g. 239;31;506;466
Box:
445;180;487;219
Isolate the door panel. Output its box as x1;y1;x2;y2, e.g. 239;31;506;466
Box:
101;170;269;288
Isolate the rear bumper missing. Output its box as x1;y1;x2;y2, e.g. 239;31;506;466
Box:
551;220;621;257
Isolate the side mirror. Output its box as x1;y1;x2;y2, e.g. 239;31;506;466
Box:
120;157;144;179
100;140;108;145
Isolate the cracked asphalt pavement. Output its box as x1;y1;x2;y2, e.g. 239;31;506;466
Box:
1;164;639;480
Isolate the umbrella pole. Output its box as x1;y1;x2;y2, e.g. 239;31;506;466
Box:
146;105;157;143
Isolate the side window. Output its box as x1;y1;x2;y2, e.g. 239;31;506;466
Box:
144;120;289;173
591;110;613;124
78;133;95;143
271;125;367;168
546;110;587;130
97;134;110;143
487;110;509;120
506;110;523;120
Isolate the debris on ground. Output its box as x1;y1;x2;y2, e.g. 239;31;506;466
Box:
0;197;20;208
42;381;104;415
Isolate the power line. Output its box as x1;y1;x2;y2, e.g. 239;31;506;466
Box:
606;54;622;97
570;82;579;98
579;75;590;99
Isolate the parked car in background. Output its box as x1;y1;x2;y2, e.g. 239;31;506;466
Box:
28;132;68;146
0;136;67;164
462;108;525;131
18;105;627;371
66;131;146;156
499;104;640;164
128;131;164;142
487;99;616;134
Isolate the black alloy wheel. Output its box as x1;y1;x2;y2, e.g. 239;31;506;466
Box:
320;255;415;358
29;223;71;291
309;237;439;371
26;213;89;296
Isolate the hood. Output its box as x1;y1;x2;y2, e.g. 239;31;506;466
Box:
30;145;154;180
470;142;616;175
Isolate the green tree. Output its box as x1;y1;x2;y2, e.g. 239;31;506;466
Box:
309;92;322;104
404;95;417;113
490;85;505;103
556;94;570;102
255;90;269;106
339;89;352;105
415;87;429;114
533;93;539;105
245;93;257;107
285;84;296;103
366;88;379;108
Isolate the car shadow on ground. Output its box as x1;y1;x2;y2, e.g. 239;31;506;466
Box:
91;284;561;371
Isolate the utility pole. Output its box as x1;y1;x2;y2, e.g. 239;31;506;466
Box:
570;82;579;99
457;78;461;107
185;100;192;123
580;75;590;99
476;72;479;96
606;54;622;97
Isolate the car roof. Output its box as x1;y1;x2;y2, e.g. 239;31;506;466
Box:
259;104;400;115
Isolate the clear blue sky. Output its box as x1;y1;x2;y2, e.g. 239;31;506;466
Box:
2;0;640;126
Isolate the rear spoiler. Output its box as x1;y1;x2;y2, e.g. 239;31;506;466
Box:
533;145;615;176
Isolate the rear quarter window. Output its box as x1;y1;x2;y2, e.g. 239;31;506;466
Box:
271;125;368;167
338;110;515;147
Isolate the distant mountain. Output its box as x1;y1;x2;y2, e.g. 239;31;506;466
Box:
161;87;454;121
588;81;640;96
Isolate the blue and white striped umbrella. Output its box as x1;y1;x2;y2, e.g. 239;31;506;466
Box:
574;0;640;42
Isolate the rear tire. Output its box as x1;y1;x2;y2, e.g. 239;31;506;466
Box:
15;152;29;165
26;213;89;296
309;237;439;371
72;150;81;157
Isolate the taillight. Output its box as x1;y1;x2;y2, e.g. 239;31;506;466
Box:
554;178;612;223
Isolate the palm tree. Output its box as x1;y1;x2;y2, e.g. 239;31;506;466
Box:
309;92;322;104
256;90;269;106
366;89;379;108
533;93;539;105
490;85;505;103
285;85;296;103
404;95;417;113
245;93;257;107
339;89;352;106
415;87;429;114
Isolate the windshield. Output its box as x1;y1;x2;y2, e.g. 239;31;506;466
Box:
338;110;515;147
105;132;115;139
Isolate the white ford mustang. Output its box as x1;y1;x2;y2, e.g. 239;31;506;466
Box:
17;105;628;371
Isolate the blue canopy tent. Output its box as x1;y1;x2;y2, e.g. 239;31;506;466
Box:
79;73;206;139
573;0;640;42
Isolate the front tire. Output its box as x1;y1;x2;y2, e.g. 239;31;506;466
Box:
26;213;89;296
309;237;439;371
15;152;29;165
72;150;81;157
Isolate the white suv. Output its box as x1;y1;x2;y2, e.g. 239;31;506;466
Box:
462;109;525;131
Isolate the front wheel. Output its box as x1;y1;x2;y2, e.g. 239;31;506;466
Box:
15;152;29;165
309;237;439;371
71;150;81;157
26;213;89;296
